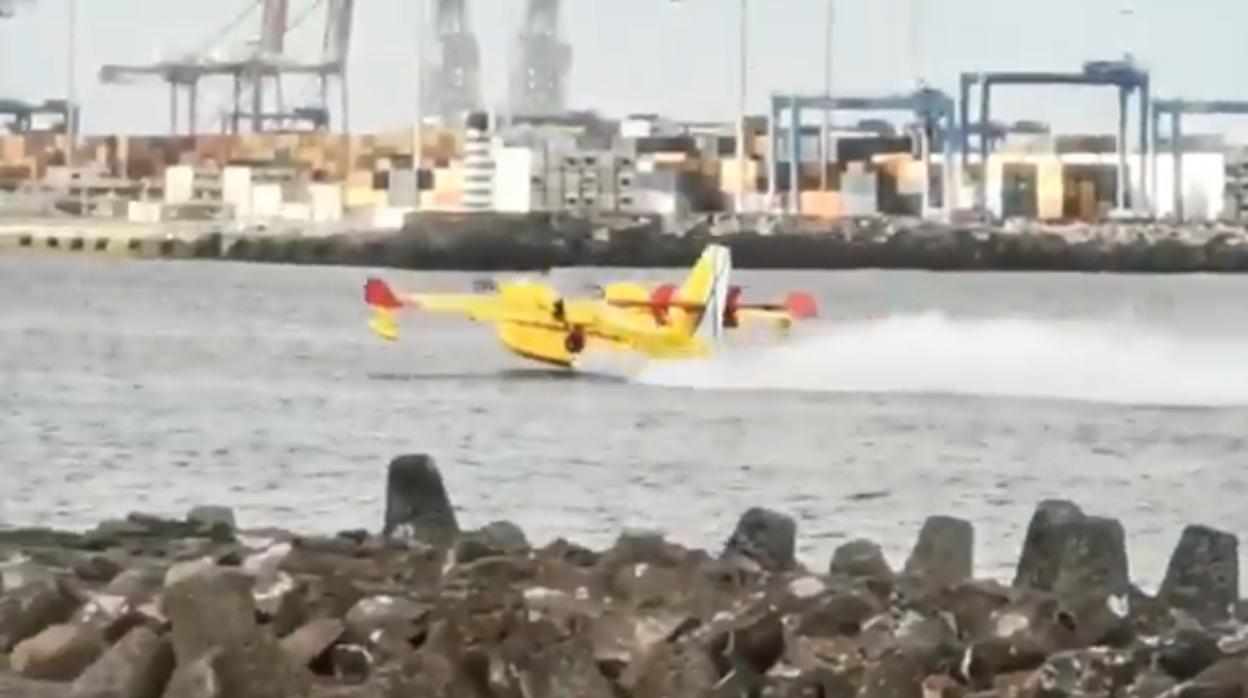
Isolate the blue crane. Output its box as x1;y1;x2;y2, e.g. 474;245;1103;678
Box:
767;87;957;216
959;60;1151;216
1151;99;1248;222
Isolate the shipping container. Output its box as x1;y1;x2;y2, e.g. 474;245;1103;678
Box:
1062;164;1117;220
837;136;912;163
1037;158;1064;220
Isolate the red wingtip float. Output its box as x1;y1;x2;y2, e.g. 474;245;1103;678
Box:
364;278;404;310
783;292;819;320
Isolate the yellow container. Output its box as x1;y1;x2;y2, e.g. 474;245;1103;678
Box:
1037;158;1064;220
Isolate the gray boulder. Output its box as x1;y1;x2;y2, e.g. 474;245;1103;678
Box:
829;539;894;583
1159;525;1239;624
343;595;428;657
903;515;974;590
1051;516;1133;646
160;569;311;698
381;454;459;545
857;646;925;698
159;569;257;662
10;623;106;681
161;643;310;698
0;577;82;652
186;507;236;537
476;520;530;555
280;618;344;669
722;507;796;573
72;556;125;585
67;626;174;698
1013;499;1085;591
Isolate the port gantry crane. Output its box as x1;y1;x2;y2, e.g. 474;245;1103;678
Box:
0;0;75;135
508;0;572;118
423;0;483;124
97;0;354;135
1150;99;1248;222
958;60;1152;217
767;87;959;217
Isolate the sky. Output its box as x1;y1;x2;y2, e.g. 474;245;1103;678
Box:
2;0;1248;139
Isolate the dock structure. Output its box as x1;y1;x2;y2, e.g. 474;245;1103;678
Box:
0;215;355;261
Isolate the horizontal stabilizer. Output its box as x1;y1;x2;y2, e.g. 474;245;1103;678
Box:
369;309;399;341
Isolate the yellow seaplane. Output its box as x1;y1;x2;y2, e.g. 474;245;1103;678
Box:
363;244;817;369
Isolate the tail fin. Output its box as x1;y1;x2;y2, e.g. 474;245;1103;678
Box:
365;277;403;310
364;277;402;341
674;244;732;342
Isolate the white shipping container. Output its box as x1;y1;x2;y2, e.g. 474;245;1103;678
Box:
280;203;312;222
164;165;194;204
1151;152;1226;221
126;200;164;224
388;169;419;208
251;183;284;219
222;166;253;219
841;170;878;216
492;146;536;213
621;119;653;139
309;184;344;223
371;206;412;230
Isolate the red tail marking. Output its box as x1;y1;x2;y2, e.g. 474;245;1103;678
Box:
783;292;818;319
364;277;403;310
724;285;743;328
649;283;676;324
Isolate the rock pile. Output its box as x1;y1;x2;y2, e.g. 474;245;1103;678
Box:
185;216;1248;273
0;459;1243;697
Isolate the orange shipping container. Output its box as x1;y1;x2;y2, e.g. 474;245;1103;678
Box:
1;135;25;165
800;190;842;220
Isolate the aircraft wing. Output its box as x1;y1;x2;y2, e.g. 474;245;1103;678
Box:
401;293;519;322
365;278;568;342
574;302;703;355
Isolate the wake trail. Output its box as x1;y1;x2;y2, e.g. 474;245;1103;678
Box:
631;313;1248;408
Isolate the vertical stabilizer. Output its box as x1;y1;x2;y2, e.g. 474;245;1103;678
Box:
674;244;732;343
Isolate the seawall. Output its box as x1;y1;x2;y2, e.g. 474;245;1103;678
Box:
5;213;1248;273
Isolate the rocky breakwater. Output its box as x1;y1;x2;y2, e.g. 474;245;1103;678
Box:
0;456;1244;697
191;216;1248;273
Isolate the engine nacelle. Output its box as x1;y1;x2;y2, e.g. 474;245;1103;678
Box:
564;326;585;353
723;285;743;328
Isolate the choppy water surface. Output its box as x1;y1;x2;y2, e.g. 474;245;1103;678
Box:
3;255;1248;591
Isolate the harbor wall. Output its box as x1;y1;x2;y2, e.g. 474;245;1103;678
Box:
5;213;1248;273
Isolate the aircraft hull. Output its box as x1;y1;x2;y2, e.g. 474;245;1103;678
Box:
493;319;712;369
495;321;576;367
